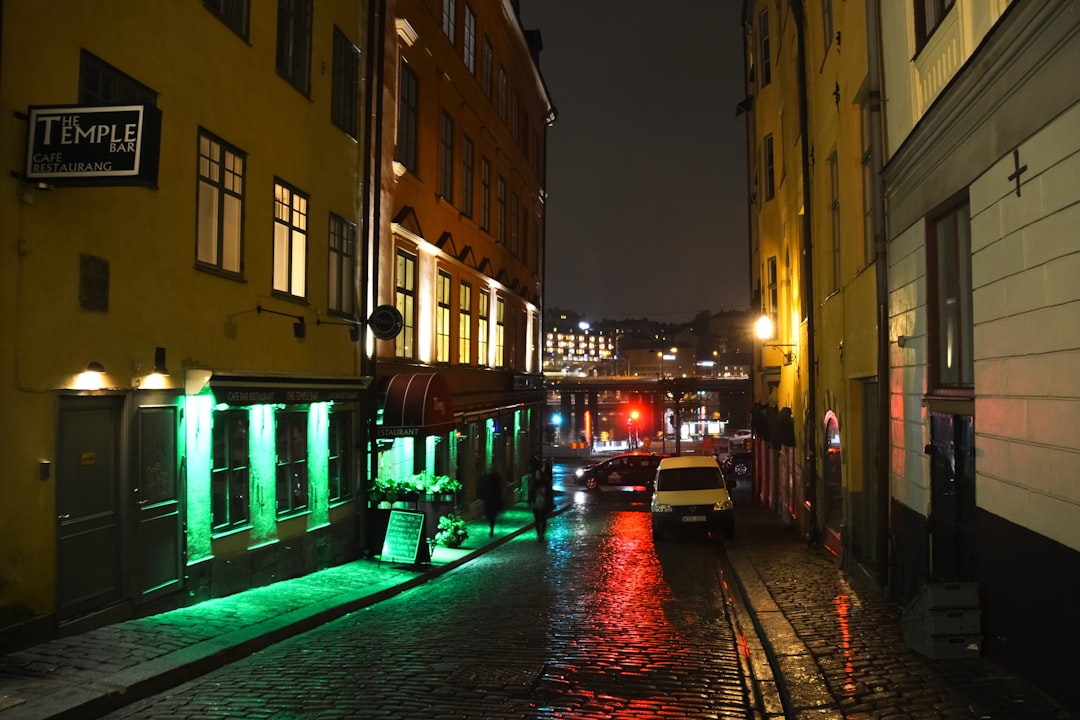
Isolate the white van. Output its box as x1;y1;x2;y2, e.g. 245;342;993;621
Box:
651;455;734;540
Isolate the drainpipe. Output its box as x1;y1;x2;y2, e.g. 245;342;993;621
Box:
866;0;891;589
362;0;388;537
791;0;818;544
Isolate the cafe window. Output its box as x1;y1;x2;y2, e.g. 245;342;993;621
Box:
212;410;250;532
328;412;353;504
276;412;309;516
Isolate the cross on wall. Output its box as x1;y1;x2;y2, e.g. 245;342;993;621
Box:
1008;148;1027;197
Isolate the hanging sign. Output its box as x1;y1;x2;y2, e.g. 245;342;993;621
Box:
25;104;162;186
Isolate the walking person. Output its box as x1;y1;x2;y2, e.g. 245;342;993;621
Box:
528;455;555;540
479;465;503;537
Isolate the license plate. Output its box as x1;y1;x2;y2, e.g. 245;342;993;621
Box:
682;515;706;523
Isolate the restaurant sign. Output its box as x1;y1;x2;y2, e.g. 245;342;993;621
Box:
25;104;162;186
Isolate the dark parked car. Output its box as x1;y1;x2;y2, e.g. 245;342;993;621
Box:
575;452;669;491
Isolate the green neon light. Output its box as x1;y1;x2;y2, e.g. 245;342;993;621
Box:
309;403;329;529
186;395;214;563
250;404;276;544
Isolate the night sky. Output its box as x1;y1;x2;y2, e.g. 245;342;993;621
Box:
520;2;751;323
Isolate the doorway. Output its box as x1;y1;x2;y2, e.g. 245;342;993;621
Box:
928;412;977;582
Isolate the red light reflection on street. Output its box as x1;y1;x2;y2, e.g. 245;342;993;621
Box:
834;594;856;696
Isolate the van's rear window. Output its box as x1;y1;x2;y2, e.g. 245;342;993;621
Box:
657;468;723;491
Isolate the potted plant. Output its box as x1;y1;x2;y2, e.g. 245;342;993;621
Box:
434;513;469;548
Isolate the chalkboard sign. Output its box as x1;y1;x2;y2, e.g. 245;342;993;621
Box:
380;510;426;564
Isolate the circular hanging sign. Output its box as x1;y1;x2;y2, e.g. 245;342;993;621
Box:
368;304;404;340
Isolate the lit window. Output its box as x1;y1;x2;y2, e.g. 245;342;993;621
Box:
459;281;472;364
196;130;245;276
478;290;490;365
273;180;308;299
436;270;451;363
495;296;505;367
395;250;417;358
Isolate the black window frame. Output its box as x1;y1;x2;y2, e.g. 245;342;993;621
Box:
397;61;419;173
276;0;313;96
914;0;956;53
328;411;354;504
328;212;357;317
439;110;455;202
926;194;974;391
462;135;475;218
331;26;360;139
79;50;157;106
196;128;246;277
272;178;309;300
763;134;775;201
276;411;309;517
212;409;250;533
759;9;771;88
395;249;417;359
203;0;250;40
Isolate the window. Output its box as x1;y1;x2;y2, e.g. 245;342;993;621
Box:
328;213;356;316
436;270;452;363
496;176;506;243
273;180;308;299
478;290;490;366
79;50;157;106
763;134;775;201
397;61;419;173
494;297;506;367
481;38;493;98
759;9;771;88
442;0;456;41
439;110;454;202
915;0;955;52
928;198;973;388
203;0;249;40
395;249;417;358
275;0;312;95
328;412;353;504
462;135;475;218
211;410;249;532
276;412;309;517
331;27;360;138
497;66;507;121
463;6;476;73
828;151;840;294
767;256;778;326
509;192;519;255
822;0;834;51
459;281;472;364
196;130;245;276
861;101;875;266
480;157;491;231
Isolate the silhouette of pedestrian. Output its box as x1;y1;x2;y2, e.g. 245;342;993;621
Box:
480;466;503;537
528;455;555;539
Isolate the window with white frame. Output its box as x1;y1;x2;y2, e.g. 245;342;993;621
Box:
478;289;490;366
463;6;476;73
494;297;505;367
397;60;419;173
436;270;451;363
480;157;491;231
395;249;417;358
462;135;475;218
459;281;472;364
196;130;245;276
439;110;454;202
273;180;308;299
442;0;456;42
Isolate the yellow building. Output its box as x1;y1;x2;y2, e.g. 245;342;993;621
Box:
1;1;375;648
743;0;887;579
371;0;554;516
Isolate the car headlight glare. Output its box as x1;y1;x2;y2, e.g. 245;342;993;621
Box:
575;468;584;478
715;499;734;511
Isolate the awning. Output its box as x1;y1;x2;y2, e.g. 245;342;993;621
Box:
378;372;456;438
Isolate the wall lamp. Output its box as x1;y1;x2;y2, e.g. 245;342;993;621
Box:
257;305;306;338
316;318;362;342
755;314;797;365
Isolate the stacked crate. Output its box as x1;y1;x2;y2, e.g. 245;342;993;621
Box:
902;582;982;659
